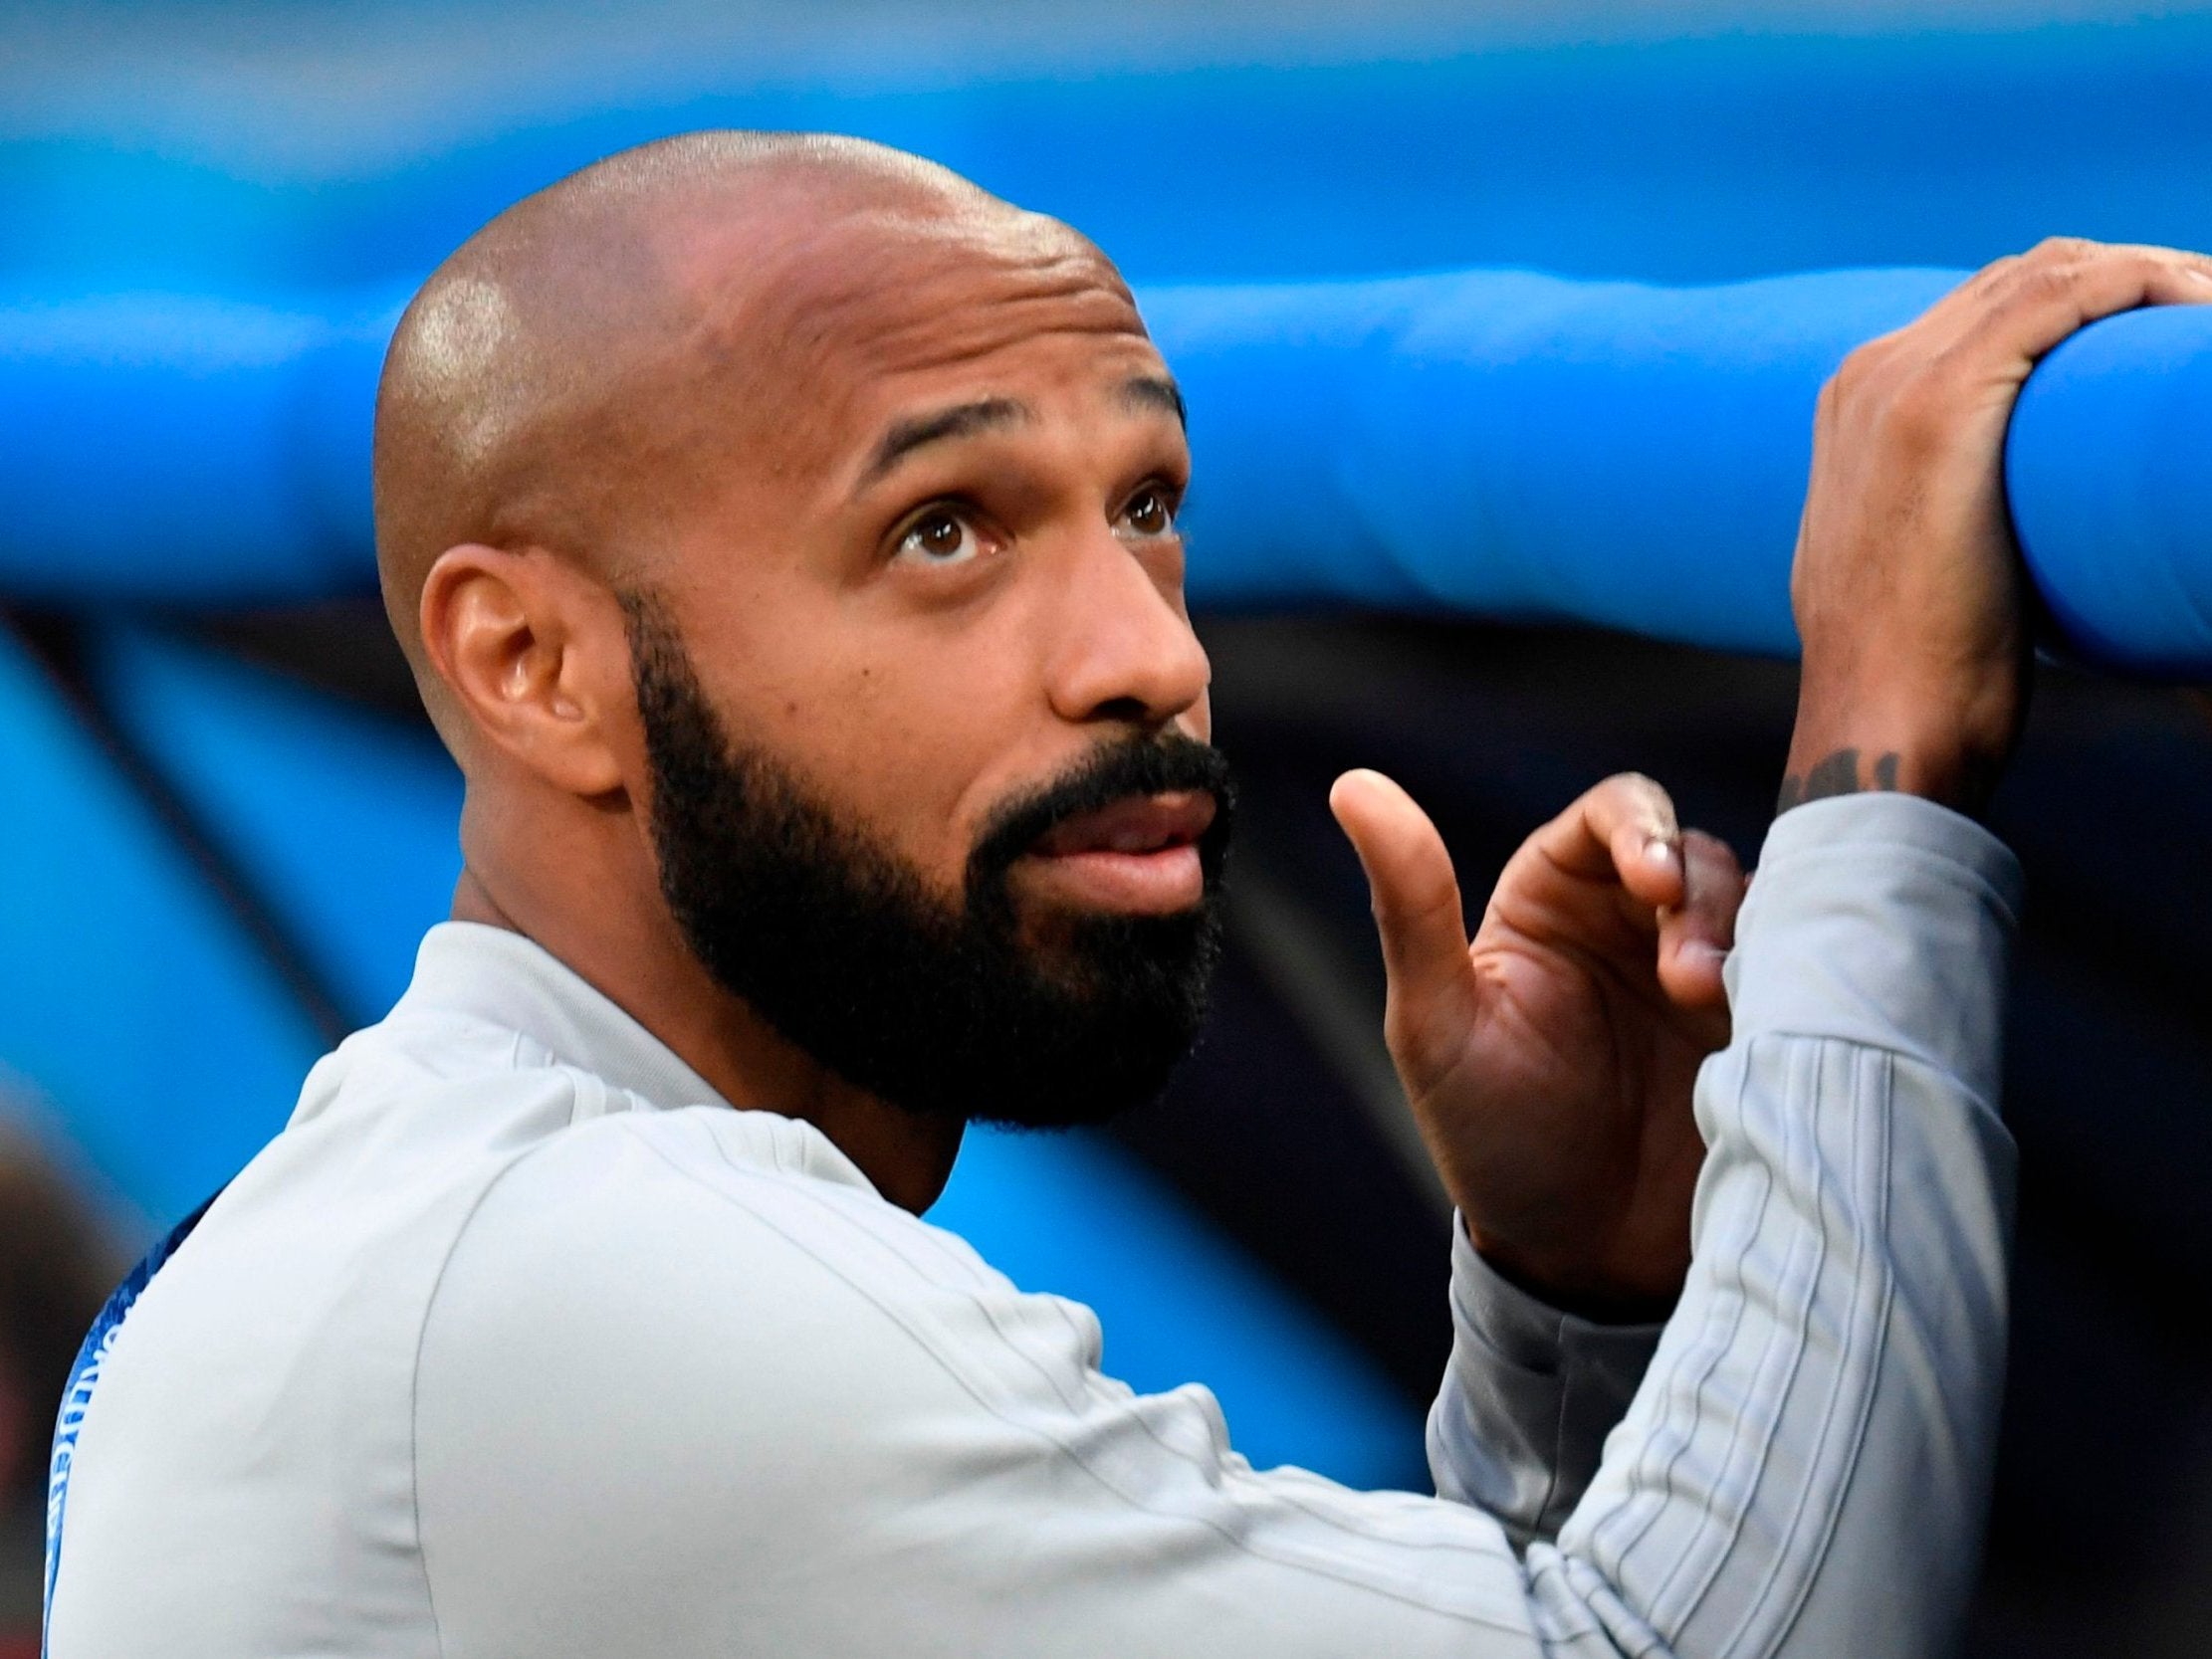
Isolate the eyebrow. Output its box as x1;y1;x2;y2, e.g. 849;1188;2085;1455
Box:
852;373;1190;497
1118;373;1189;429
856;397;1032;493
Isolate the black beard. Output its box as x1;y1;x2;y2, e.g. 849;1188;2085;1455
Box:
624;594;1233;1129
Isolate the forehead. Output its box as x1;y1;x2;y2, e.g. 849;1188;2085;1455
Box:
676;203;1166;463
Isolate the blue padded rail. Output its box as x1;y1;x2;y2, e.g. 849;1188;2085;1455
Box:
0;292;394;604
1155;268;1960;654
2007;303;2212;676
6;271;2212;671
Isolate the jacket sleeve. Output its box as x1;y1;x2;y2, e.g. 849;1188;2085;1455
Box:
1429;1225;1664;1551
412;792;2018;1659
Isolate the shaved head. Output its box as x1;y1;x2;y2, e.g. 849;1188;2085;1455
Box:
380;128;1217;1196
372;131;1102;731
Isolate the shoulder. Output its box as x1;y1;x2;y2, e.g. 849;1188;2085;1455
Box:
426;1104;1010;1329
414;1107;1035;1454
408;1109;1091;1608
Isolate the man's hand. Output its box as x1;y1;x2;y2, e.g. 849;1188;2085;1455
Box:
1787;237;2212;816
1332;768;1743;1317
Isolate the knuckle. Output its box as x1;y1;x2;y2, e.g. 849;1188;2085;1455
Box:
1877;372;1952;451
1916;338;1972;385
2127;249;2188;279
2022;262;2086;304
1830;341;1882;391
1812;372;1848;435
1956;256;2022;305
1970;253;2022;286
1819;364;1856;415
1824;336;1907;415
2028;234;2097;262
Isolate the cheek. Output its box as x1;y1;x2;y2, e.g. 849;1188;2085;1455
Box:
689;540;1055;892
773;635;1037;891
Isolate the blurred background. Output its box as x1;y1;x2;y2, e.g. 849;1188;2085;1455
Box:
5;2;2212;1653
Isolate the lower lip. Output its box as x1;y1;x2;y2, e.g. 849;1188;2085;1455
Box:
1018;845;1206;914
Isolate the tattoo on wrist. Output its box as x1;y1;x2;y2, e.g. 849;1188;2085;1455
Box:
1775;747;1900;815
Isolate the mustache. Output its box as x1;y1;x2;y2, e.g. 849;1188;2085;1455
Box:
969;733;1236;886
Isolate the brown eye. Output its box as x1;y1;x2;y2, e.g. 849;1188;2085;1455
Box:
895;509;980;566
1122;487;1175;538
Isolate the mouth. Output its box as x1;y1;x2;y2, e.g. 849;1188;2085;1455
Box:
1035;789;1217;858
1017;789;1217;915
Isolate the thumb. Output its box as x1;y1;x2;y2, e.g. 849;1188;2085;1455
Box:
1329;769;1476;1044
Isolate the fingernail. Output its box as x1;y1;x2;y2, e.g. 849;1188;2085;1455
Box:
1643;835;1677;868
2190;269;2212;288
1683;942;1728;969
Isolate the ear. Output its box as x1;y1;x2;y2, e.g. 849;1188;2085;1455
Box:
419;543;631;798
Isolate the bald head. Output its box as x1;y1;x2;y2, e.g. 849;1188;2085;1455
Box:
372;131;1096;725
372;129;1210;1186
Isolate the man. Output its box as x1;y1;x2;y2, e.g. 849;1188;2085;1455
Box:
41;132;2211;1654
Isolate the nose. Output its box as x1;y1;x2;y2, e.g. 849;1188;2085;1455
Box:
1040;528;1211;731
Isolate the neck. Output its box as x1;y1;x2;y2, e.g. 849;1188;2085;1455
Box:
450;867;967;1213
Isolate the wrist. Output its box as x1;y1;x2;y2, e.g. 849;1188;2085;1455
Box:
1782;681;2018;819
1776;736;2000;819
1462;1217;1682;1326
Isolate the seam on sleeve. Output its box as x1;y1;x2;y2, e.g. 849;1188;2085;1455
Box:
1743;1030;2001;1122
1715;1048;1898;1659
1597;1038;1902;1657
895;1202;1006;1292
1646;1036;1828;1624
1588;1045;1777;1578
1533;1311;1572;1537
1448;1288;1562;1380
1665;1040;1857;1649
1654;1037;1838;1630
705;1133;1096;1416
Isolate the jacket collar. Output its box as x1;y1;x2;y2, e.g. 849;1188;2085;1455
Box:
396;921;730;1114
